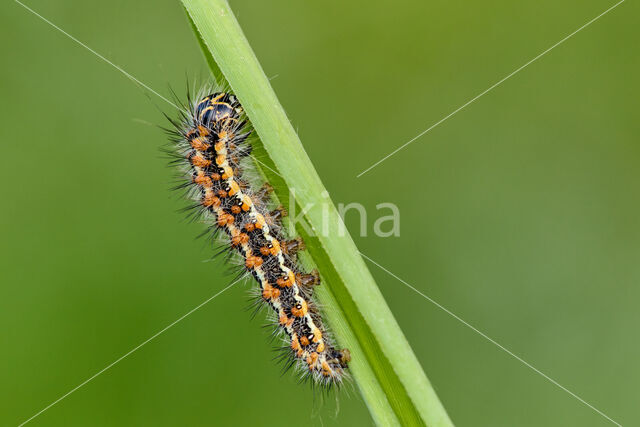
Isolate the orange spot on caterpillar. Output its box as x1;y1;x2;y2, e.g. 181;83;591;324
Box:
291;300;308;318
254;213;266;229
197;125;210;136
306;352;318;369
215;154;226;166
290;333;303;356
190;154;211;168
231;232;249;247
258;241;280;257
221;166;233;179
194;173;212;188
202;194;220;208
321;361;331;376
217;213;234;226
241;195;252;212
262;283;280;300
276;274;292;288
279;312;289;326
190;137;210;151
269;240;281;256
284;315;294;328
228;181;240;196
300;335;310;346
311;329;322;343
245;255;263;269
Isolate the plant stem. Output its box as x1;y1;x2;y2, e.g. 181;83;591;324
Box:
181;1;453;425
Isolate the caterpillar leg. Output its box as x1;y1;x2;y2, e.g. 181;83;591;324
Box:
282;237;305;255
297;269;320;288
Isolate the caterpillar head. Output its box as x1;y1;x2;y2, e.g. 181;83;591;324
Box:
195;93;243;126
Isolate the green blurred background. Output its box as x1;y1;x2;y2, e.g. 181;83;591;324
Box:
1;0;638;425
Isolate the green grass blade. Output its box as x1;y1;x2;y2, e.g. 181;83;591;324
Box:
181;1;453;425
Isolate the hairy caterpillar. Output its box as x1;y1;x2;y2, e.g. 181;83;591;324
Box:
166;89;350;386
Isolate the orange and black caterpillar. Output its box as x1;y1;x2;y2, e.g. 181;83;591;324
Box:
166;90;350;386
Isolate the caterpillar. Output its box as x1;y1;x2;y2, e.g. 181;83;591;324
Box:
166;89;350;386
